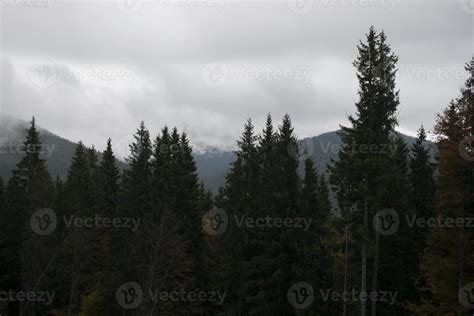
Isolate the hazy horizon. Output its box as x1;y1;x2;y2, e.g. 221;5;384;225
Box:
1;0;472;155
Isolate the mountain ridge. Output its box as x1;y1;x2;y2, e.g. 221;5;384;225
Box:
0;115;435;192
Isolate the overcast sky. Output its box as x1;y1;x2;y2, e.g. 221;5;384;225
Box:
1;0;472;157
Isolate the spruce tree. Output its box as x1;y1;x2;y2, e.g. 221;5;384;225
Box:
219;119;259;315
409;126;436;223
57;142;102;315
329;26;401;315
274;114;302;314
0;118;55;315
118;122;153;293
301;158;331;314
100;139;120;217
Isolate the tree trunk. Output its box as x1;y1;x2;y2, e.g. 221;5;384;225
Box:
361;201;368;316
371;231;380;316
458;227;464;316
343;222;350;316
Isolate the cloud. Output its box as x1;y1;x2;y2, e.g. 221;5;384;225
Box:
0;0;471;152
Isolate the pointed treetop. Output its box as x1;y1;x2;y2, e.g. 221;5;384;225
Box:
417;125;427;142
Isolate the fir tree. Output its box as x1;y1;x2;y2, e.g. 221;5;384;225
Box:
0;118;55;315
329;26;401;315
100;139;120;217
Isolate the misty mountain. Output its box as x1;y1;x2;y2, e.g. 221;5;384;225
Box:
0;115;435;192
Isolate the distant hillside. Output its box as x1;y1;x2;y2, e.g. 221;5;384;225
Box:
197;131;437;193
0;115;127;179
0;115;436;193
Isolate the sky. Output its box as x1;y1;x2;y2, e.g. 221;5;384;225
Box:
0;0;472;158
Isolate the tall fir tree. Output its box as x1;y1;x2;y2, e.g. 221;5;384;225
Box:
329;26;402;315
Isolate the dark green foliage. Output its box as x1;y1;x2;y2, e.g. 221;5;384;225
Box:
0;118;55;315
100;139;120;217
329;27;407;315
